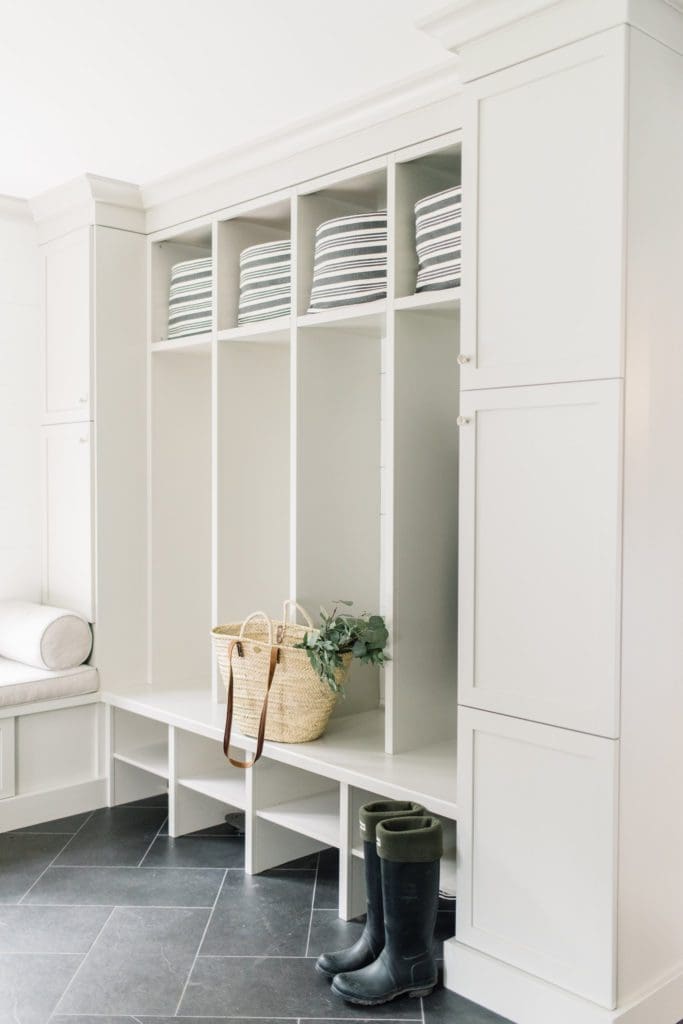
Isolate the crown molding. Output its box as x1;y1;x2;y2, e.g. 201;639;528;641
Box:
416;0;563;52
0;195;32;222
30;174;144;244
140;59;462;215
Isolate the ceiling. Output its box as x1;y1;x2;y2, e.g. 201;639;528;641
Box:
0;0;450;199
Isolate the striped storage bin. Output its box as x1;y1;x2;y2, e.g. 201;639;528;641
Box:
238;240;291;326
308;211;387;312
415;186;462;293
167;256;212;339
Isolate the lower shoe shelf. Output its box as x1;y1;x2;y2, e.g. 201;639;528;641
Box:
257;789;340;847
177;771;246;809
113;741;169;779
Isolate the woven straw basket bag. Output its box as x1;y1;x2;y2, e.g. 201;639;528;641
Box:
211;601;351;767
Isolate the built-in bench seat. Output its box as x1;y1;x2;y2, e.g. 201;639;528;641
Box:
0;655;99;708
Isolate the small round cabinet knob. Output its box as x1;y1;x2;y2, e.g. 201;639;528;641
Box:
457;354;470;365
79;395;88;404
456;416;470;427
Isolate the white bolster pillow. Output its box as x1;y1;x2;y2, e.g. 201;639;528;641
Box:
0;601;92;670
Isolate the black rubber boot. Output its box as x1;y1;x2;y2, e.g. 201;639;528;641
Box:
331;816;443;1005
315;801;424;979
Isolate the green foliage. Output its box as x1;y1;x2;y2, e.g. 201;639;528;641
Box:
295;601;389;694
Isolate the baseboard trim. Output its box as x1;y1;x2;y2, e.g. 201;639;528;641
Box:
0;778;107;832
443;940;683;1024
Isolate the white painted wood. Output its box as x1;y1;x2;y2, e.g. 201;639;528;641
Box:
0;719;15;800
101;689;458;819
460;30;627;390
42;226;92;423
215;199;290;332
91;225;148;689
174;728;245;809
113;742;168;779
171;785;227;838
616;26;683;1006
458;380;623;737
150;350;211;685
16;704;99;796
215;342;290;627
0;778;107;835
339;783;366;920
456;707;618;1007
42;421;94;620
257;789;339;848
296;329;381;719
391;133;460;299
0;691;101;721
150;233;212;344
388;309;460;752
111;759;166;806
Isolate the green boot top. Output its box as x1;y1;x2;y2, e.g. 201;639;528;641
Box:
376;815;443;863
359;800;424;843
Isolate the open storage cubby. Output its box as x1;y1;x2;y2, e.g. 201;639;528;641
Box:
150;344;212;690
111;708;169;805
297;160;388;321
150;223;213;347
392;133;461;302
216;195;292;339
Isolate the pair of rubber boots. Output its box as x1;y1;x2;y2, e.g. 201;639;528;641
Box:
316;800;443;1006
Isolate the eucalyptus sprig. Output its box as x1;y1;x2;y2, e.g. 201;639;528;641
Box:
296;601;389;693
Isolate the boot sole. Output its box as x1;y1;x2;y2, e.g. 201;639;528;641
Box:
314;962;336;980
330;982;436;1005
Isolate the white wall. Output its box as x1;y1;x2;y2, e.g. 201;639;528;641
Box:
0;197;41;600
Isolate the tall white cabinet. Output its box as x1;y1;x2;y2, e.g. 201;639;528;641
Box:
33;179;148;686
419;3;683;1022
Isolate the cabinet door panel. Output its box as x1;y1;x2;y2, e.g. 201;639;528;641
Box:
43;423;93;620
456;708;617;1007
460;31;626;389
43;227;91;422
458;380;622;737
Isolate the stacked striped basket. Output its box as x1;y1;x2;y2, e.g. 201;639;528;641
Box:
414;186;462;292
167;257;212;339
238;240;291;325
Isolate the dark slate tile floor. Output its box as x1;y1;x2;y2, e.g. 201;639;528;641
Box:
0;795;512;1024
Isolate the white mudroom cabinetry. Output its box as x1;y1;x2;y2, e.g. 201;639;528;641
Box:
22;3;683;1023
34;180;148;686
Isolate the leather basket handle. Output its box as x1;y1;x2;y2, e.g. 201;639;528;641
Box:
223;639;279;769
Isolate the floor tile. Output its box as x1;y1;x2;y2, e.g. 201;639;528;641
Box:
422;984;513;1023
124;794;169;809
25;865;224;907
54;1018;139;1024
315;846;340;908
200;868;315;956
180;955;421;1019
0;833;68;903
53;806;167;867
10;812;90;835
307;908;364;958
141;834;245;869
0;952;82;1024
57;906;209;1015
0;905;111;953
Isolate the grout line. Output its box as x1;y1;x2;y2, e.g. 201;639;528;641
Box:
420;994;427;1024
46;865;227;872
18;811;95;904
51;906;116;1015
136;815;169;867
305;847;321;958
174;867;228;1015
21;904;221;910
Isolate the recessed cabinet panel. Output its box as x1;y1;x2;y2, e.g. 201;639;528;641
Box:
458;380;622;737
43;422;93;621
0;719;16;800
456;708;618;1007
43;227;91;421
461;31;626;389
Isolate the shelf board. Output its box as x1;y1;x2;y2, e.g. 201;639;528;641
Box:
151;333;212;354
217;316;291;345
177;771;246;809
394;287;461;314
114;741;169;779
257;789;340;847
352;845;364;860
102;687;458;819
297;298;387;333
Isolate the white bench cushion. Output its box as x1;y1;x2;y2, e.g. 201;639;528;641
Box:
0;656;98;709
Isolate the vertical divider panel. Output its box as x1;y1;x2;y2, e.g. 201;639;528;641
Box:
289;195;300;606
340;783;366;920
211;220;221;703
